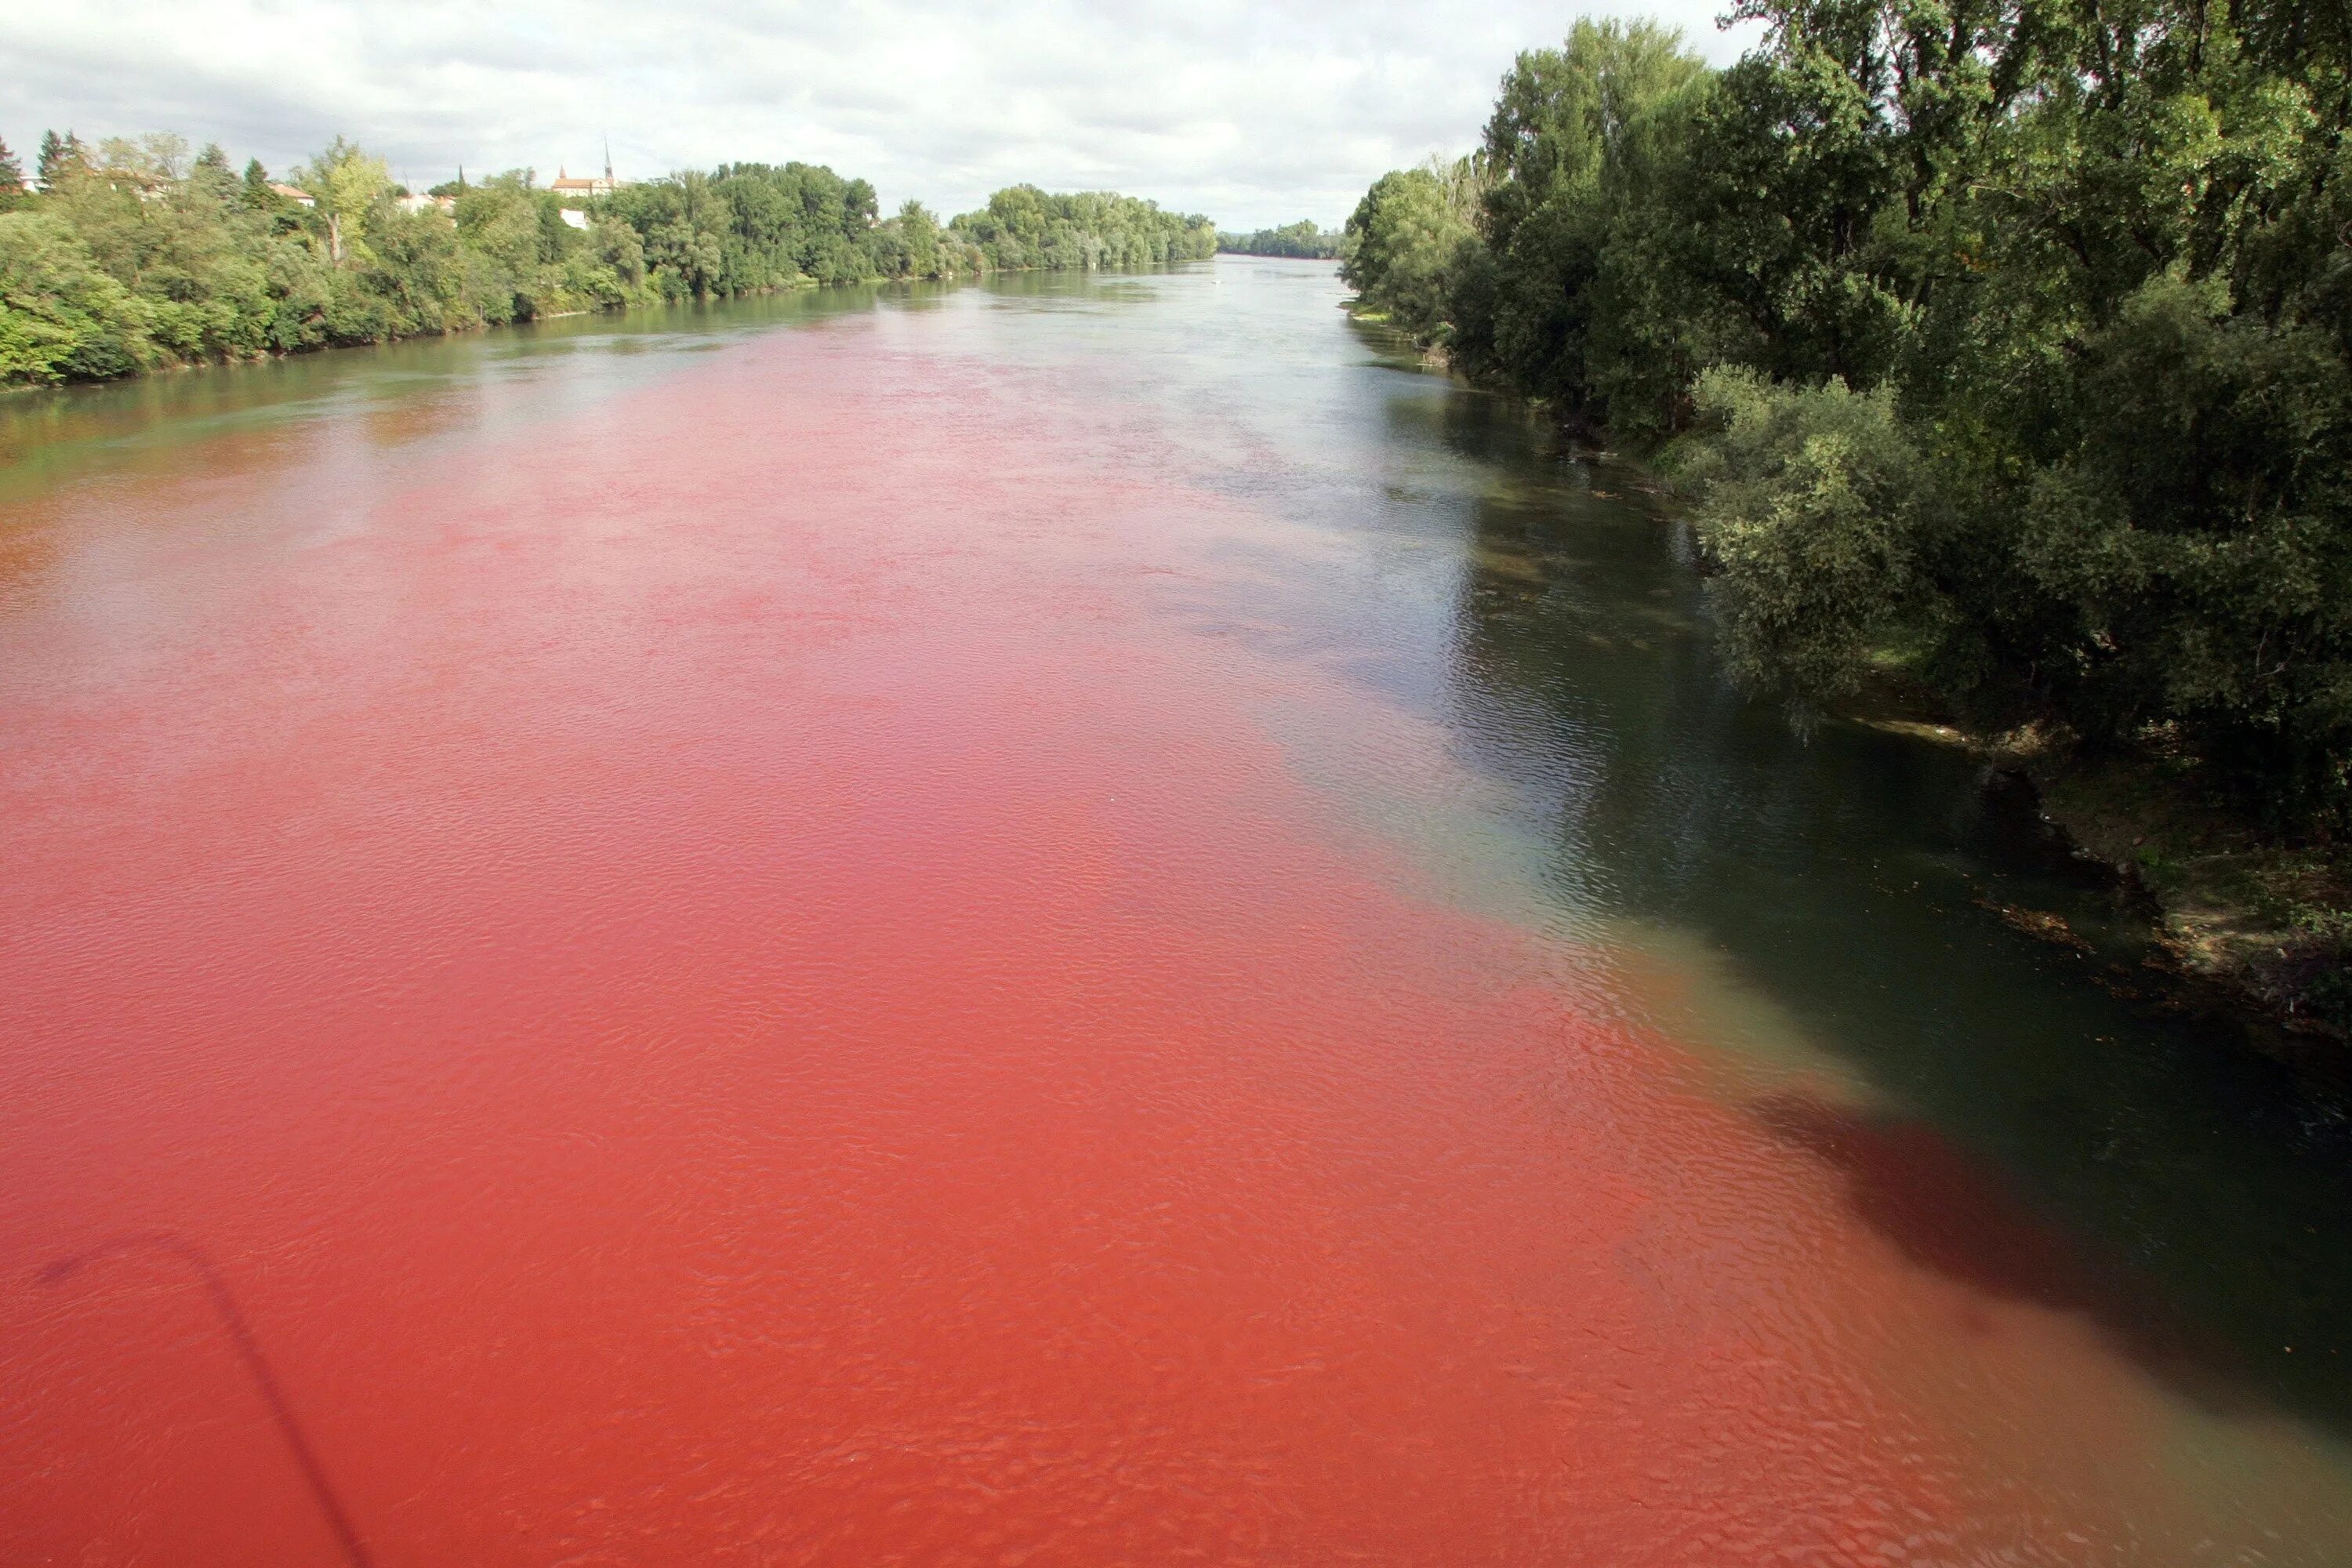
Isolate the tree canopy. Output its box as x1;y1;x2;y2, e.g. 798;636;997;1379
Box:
0;132;1215;388
1218;220;1342;259
1341;2;2352;830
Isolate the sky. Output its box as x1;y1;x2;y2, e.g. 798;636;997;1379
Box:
6;2;1759;230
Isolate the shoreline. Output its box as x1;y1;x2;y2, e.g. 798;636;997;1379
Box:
1824;657;2351;1084
0;285;777;398
1561;427;2352;1084
1343;307;2347;1078
2;261;1213;399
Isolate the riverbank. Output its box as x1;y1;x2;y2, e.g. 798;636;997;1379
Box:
0;259;1213;399
1550;428;2352;1080
0;274;833;399
2;150;1214;391
1836;672;2352;1078
1337;13;2352;998
2019;737;2352;1063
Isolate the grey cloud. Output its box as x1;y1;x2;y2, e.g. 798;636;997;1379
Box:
9;0;1756;229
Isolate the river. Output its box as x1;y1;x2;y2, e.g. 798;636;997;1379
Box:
3;259;2349;1564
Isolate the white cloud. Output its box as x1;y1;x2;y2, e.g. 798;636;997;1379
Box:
6;0;1757;228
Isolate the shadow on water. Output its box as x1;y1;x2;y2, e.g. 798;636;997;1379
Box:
1754;1092;2283;1420
1388;379;2352;1439
38;1234;376;1567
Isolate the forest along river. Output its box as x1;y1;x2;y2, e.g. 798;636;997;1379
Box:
2;258;2350;1566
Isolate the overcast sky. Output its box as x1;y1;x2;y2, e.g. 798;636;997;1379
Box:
8;2;1758;230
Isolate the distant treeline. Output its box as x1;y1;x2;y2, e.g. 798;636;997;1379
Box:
1218;220;1342;259
1342;3;2352;833
0;130;1214;387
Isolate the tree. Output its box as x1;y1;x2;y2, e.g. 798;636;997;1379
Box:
1218;220;1341;259
944;185;1214;273
190;143;233;198
1674;367;1937;706
1339;0;2352;825
0;211;154;382
1448;20;1708;423
876;198;945;278
97;132;191;182
299;137;392;264
37;129;90;188
1340;165;1476;340
0;136;24;200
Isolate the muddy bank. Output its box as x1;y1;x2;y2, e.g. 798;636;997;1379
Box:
1853;701;2352;1085
1548;433;2352;1084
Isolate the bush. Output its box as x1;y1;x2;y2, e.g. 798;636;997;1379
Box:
1675;368;1936;705
0;211;153;383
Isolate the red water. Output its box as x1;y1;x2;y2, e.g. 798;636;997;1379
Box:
0;320;2247;1563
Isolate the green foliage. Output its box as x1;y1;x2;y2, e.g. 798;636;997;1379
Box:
1;130;1217;388
445;172;637;321
619;162;878;293
1219;220;1341;259
945;186;1215;273
1344;0;2352;829
597;170;1205;300
871;199;946;281
0;134;663;383
2016;274;2352;817
1450;20;1709;427
36;131;91;189
0;212;154;383
298;137;390;263
1673;368;1936;705
1340;162;1480;340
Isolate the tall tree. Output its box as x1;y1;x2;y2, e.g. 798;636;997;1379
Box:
1340;0;2352;826
186;143;235;205
36;129;90;187
299;137;391;264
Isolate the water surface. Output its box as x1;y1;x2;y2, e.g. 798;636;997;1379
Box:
3;260;2349;1564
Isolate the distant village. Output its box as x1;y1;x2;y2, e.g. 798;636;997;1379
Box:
261;157;625;228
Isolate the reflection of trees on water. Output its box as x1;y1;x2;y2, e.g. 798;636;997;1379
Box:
1395;381;2352;1438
